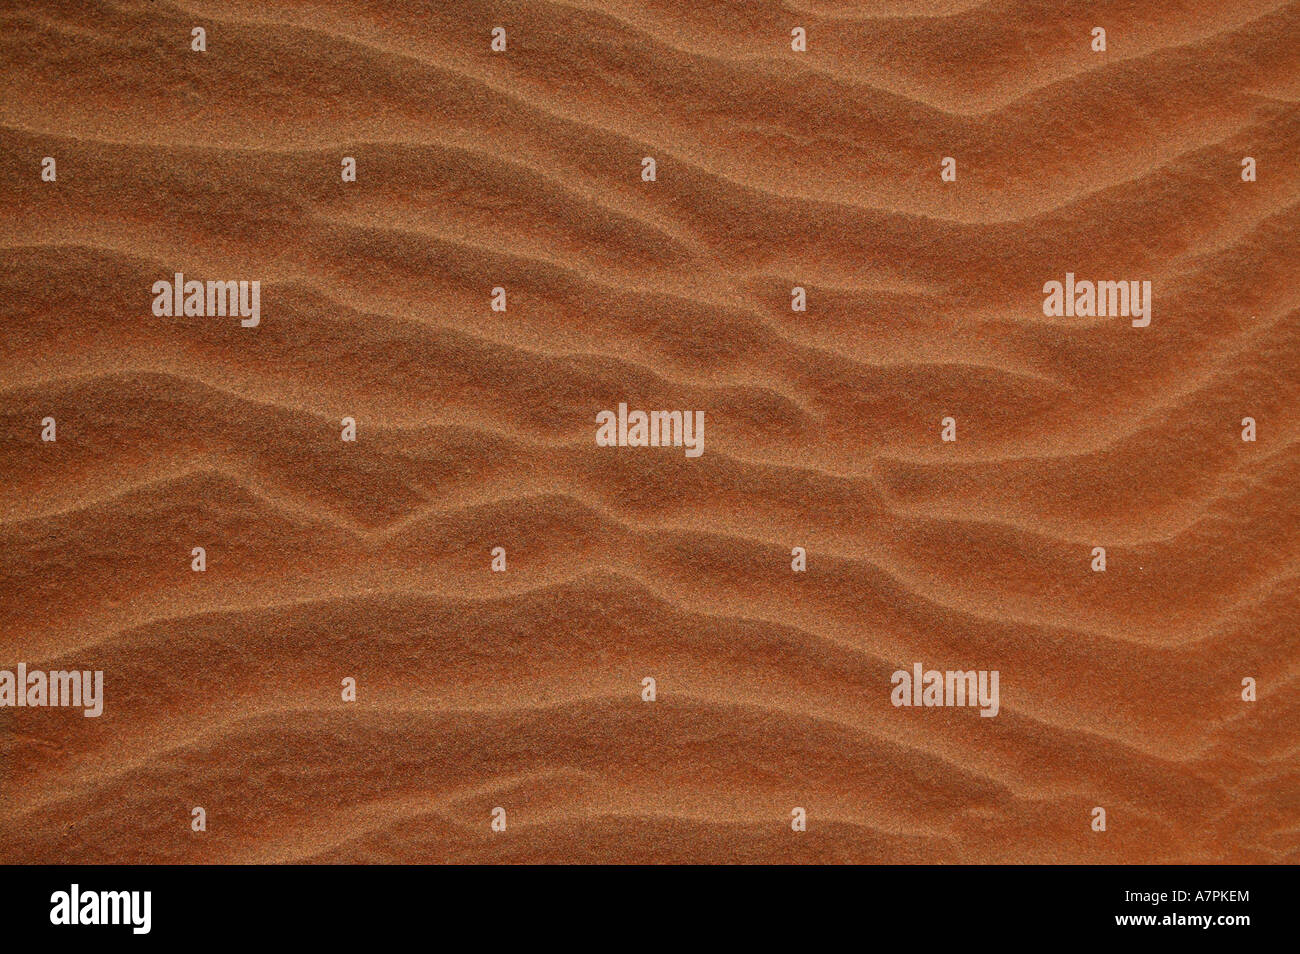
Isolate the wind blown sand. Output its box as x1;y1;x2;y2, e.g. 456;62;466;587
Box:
0;0;1297;863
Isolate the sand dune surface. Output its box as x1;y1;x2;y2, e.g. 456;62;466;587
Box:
0;0;1297;863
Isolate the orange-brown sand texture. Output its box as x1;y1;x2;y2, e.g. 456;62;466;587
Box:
1;0;1297;865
